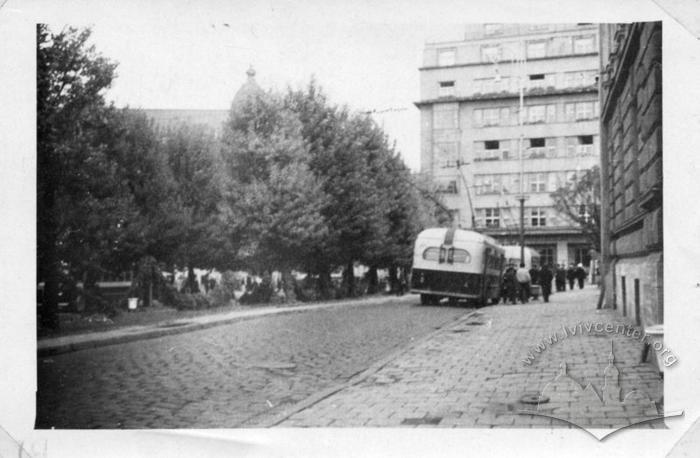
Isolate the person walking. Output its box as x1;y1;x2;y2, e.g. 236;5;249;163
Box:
576;263;586;289
566;263;576;290
502;266;517;304
516;263;531;304
540;264;554;303
555;264;566;292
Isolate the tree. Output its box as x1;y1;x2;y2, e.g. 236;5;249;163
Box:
550;165;601;251
220;89;329;299
37;24;118;328
159;122;226;290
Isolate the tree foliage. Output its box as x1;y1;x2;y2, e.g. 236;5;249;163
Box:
37;24;120;327
37;25;448;324
550;165;601;251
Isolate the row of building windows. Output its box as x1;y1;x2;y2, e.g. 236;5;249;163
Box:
437;70;597;98
475;204;594;229
433;101;599;130
433;136;597;167
473;170;583;195
475;207;549;228
470;101;599;127
473;135;596;162
435;34;596;67
434;169;587;196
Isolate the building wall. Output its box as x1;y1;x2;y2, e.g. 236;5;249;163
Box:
417;23;601;266
599;22;662;328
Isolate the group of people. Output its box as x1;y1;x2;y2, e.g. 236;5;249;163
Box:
501;262;588;305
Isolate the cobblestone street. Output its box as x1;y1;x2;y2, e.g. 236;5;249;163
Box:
36;297;469;428
278;286;664;432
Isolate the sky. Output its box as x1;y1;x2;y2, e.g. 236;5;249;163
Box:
46;3;474;172
22;0;680;171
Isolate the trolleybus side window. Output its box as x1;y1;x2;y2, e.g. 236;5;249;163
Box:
422;247;470;263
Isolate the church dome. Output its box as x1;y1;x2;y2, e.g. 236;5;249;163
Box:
231;65;263;110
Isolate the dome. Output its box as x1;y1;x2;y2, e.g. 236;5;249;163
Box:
231;65;263;110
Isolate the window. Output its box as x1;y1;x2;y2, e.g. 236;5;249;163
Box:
527;105;545;123
433;103;458;129
472;109;483;126
495;76;510;93
530;138;545;148
435;142;459;167
573;36;595;54
576;135;595;156
485;140;500;150
484;24;503;36
437;48;456;66
481;45;501;62
576;102;594;120
529;173;546;192
527;41;546;59
475;175;502;194
565;102;596;121
438;81;455;97
528;138;546;159
546;104;557;123
532;246;555;267
483;108;500;126
500;107;510;124
530;208;547;226
485;208;500;228
436;180;458;194
565;103;576;121
550;36;572;56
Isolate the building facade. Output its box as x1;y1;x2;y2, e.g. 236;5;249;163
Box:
598;23;662;327
139;67;263;138
416;24;601;267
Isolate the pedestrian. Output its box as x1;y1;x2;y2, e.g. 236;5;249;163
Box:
567;263;576;290
502;266;517;304
555;264;566;292
540;264;554;303
576;263;586;289
515;263;531;304
529;264;542;300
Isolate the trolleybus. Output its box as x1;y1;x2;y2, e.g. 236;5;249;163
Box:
410;227;505;306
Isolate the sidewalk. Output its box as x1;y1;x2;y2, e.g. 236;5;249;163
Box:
37;294;415;357
272;286;665;432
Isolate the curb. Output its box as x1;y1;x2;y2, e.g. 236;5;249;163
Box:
37;295;416;357
250;308;482;428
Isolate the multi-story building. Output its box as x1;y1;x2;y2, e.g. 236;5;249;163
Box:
598;23;662;327
416;24;601;267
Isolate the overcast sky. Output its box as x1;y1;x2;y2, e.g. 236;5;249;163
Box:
49;4;475;172
19;0;676;171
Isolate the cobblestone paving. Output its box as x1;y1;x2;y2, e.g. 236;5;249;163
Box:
36;298;470;429
279;286;665;430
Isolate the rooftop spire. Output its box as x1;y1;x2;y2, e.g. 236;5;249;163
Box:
246;65;256;79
